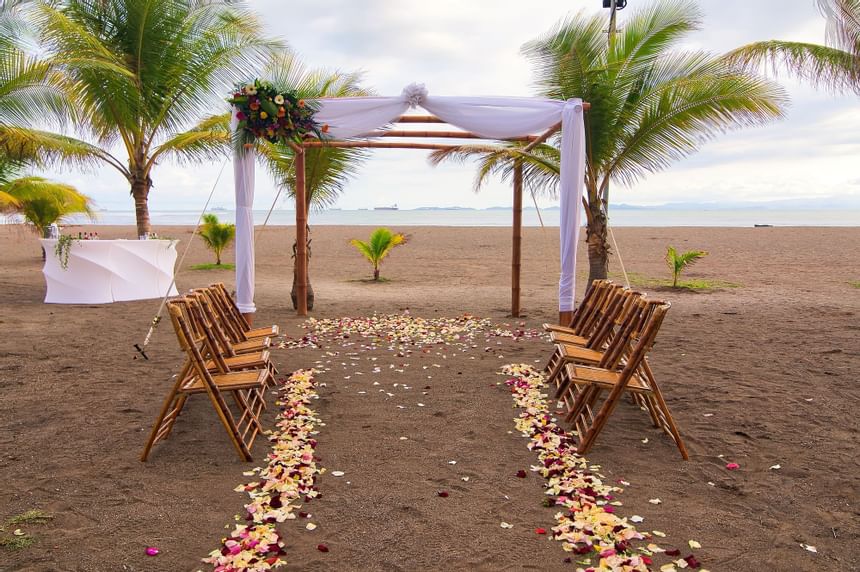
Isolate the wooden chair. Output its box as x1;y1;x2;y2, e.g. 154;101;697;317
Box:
183;293;278;386
140;303;268;462
209;283;279;342
543;279;614;343
560;301;688;459
192;288;271;354
543;286;638;389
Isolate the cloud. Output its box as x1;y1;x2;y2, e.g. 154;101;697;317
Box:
42;0;860;212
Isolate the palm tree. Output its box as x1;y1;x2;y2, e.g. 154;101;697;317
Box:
432;1;787;285
197;52;371;309
350;228;406;281
198;213;235;265
0;176;93;238
665;246;707;287
32;0;280;238
728;1;860;94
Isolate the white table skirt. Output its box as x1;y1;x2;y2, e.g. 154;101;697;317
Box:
40;239;179;304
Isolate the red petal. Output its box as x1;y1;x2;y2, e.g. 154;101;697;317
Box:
726;462;740;470
317;544;329;552
437;490;449;498
516;469;527;478
535;528;547;534
666;548;681;556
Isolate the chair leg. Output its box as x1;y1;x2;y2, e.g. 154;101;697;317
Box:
577;381;627;455
140;370;190;462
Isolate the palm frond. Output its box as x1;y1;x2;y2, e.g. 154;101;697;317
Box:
725;40;860;94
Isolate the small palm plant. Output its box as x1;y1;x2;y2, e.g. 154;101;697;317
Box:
666;246;708;288
0;176;93;237
349;228;406;281
198;213;235;266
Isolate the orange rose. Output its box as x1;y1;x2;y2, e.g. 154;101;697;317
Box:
321;124;330;133
250;101;260;111
298;99;306;108
277;107;286;117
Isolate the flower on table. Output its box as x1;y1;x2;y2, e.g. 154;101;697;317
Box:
244;83;257;95
274;94;285;105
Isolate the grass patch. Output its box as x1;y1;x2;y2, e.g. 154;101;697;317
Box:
611;272;740;290
190;263;235;271
346;277;392;283
6;510;52;527
0;510;51;552
0;534;34;551
850;281;860;289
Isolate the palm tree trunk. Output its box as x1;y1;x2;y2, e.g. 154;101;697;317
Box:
130;168;152;238
373;268;379;281
585;197;610;284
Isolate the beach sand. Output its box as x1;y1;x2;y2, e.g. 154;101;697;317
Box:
0;223;857;571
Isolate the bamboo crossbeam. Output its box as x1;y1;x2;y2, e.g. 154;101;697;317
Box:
395;115;445;123
524;122;561;151
303;140;461;150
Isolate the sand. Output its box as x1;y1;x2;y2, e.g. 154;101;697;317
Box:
0;223;857;571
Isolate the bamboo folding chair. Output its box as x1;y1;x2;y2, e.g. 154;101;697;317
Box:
192;288;271;354
543;279;615;343
140;303;269;462
183;293;278;385
560;302;688;459
209;283;279;342
543;285;635;388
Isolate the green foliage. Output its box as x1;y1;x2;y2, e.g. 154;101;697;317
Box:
31;0;281;232
197;213;235;265
727;1;860;95
431;1;786;283
849;280;860;289
190;262;235;271
6;510;52;527
349;228;406;281
54;234;78;269
197;52;372;213
0;509;52;551
612;271;738;290
666;246;709;288
0;176;93;236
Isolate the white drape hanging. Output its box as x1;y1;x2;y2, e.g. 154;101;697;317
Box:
233;84;586;313
232;109;256;314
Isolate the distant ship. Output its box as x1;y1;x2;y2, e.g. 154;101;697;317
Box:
374;204;399;211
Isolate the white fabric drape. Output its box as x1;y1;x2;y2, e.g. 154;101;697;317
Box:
233;84;587;313
232;109;256;314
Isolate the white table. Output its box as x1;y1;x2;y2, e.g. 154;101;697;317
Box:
40;239;179;304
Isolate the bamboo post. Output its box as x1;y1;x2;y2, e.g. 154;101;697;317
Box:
295;149;308;316
512;161;523;318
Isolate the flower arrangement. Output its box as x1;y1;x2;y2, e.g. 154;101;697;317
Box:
228;80;328;146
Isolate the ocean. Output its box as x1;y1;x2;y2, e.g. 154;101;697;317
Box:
51;207;860;227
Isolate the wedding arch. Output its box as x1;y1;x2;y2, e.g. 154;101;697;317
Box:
231;84;588;322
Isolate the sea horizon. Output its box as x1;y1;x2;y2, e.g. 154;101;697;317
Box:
34;206;860;228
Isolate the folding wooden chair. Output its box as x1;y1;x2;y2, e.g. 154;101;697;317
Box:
543;286;637;389
183;293;278;386
209;283;279;342
140;303;268;462
543;279;614;342
192;288;271;354
561;302;688;459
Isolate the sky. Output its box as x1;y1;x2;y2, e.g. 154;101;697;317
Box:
54;0;860;211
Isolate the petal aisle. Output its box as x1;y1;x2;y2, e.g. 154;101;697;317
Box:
502;364;706;572
201;369;322;572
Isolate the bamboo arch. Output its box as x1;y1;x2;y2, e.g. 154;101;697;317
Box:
289;106;590;320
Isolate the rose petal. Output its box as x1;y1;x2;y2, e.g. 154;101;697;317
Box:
145;547;159;556
725;462;740;470
317;543;329;552
535;528;546;534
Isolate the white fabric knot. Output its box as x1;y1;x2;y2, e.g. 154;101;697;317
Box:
401;83;428;108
